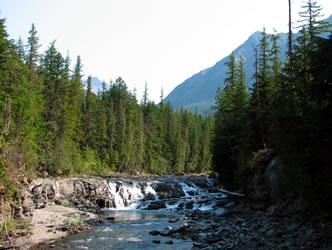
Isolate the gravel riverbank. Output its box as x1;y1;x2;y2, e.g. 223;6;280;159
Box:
0;204;96;249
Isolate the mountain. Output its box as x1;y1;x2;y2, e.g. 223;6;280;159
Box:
91;76;103;94
164;31;288;113
165;14;332;113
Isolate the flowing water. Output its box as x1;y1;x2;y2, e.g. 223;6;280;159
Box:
41;176;225;249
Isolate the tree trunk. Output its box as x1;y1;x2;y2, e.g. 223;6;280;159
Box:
1;96;12;136
288;0;293;59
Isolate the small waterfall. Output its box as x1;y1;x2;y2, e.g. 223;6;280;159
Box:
107;181;157;210
107;181;141;209
106;176;223;211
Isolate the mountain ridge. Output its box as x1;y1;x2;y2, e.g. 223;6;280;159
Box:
165;14;332;113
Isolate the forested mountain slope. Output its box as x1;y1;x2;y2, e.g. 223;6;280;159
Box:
165;15;332;113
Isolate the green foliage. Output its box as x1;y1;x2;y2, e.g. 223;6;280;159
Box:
213;52;250;188
1;217;31;232
1;218;16;232
0;175;16;200
79;148;108;175
212;1;332;210
0;17;213;182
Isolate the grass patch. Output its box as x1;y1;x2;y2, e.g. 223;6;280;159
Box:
65;218;84;229
61;200;73;208
1;218;31;232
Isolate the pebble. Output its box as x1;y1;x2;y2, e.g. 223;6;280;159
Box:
165;240;173;244
149;230;160;236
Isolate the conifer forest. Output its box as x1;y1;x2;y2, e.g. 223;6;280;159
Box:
0;0;332;210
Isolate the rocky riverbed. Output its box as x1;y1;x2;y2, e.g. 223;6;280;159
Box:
148;196;332;249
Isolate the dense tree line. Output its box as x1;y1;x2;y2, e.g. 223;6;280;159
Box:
0;18;213;198
213;0;332;208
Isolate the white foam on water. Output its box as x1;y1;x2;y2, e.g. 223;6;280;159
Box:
116;237;142;242
144;183;159;199
165;200;181;209
106;177;223;211
130;222;153;226
198;202;215;211
72;240;86;244
108;181;145;210
128;237;143;242
179;182;199;197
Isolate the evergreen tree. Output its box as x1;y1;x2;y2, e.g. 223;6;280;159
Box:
16;36;25;62
0;18;14;137
249;29;272;150
0;18;41;186
84;76;95;158
238;54;246;88
142;81;149;107
299;0;331;43
39;41;69;174
68;56;84;146
213;53;249;187
224;52;239;87
26;23;40;70
288;0;293;60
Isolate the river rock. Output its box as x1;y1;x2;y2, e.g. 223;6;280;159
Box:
165;240;173;244
149;230;160;236
146;200;166;210
160;228;171;236
154;182;185;199
185;201;194;209
105;216;115;221
214;208;225;216
143;193;156;201
168;218;179;223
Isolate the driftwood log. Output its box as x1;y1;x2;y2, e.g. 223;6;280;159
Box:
219;188;245;197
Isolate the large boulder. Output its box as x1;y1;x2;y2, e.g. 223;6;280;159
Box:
246;150;275;208
154;182;185;199
146;200;166;210
264;156;284;203
143;192;156;201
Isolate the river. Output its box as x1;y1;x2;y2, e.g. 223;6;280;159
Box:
38;176;224;249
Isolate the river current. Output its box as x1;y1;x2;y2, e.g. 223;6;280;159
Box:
41;176;225;249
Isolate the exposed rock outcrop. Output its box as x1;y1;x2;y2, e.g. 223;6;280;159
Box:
30;177;112;212
153;182;185;199
245;150;285;209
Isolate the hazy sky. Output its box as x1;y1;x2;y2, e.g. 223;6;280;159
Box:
1;0;332;102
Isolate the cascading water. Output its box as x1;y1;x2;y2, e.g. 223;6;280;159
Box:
106;176;225;211
42;176;227;250
107;181;158;209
